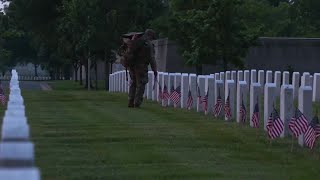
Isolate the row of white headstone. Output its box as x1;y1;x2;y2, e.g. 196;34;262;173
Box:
109;69;320;147
0;76;51;81
0;70;41;179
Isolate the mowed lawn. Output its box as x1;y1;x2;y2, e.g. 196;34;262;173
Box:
14;81;320;179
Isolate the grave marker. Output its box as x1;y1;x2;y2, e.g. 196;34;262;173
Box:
197;76;206;112
312;73;320;102
236;81;248;123
214;80;225;118
174;73;182;108
264;83;277;131
181;73;189;108
298;86;313;147
225;80;235;121
275;71;281;96
292;72;300;99
250;83;261;127
280;85;294;137
189;74;197;109
205;76;215;115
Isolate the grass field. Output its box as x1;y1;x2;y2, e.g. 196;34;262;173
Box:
7;80;320;179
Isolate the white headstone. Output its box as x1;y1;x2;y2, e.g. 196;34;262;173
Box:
214;80;225;118
250;83;261;127
312;73;320;102
280;85;294;137
275;71;281;96
120;71;124;92
1;124;29;141
226;71;231;80
0;168;40;180
237;71;243;82
298;86;313;147
147;71;153;100
237;81;248;123
244;70;250;85
189;74;197;109
264;83;277;131
167;73;176;106
161;73;169;106
251;69;257;84
0;142;34;166
157;72;164;102
205;76;215;115
225;80;235;121
181;73;189;108
220;72;225;82
215;73;220;81
282;71;290;85
301;72;311;86
292;72;300;99
174;73;182;108
310;75;314;89
231;71;237;81
258;70;265;92
152;72;160;101
197;76;206;112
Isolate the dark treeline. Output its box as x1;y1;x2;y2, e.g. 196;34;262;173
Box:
0;0;319;89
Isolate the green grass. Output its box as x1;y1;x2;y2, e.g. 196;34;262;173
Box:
13;81;320;179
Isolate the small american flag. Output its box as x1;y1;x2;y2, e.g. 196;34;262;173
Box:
0;84;6;106
186;87;193;109
239;97;246;123
304;116;320;149
288;108;308;138
251;101;260;128
158;84;163;100
202;90;208;112
170;86;181;105
162;84;170;101
224;91;232;119
213;90;223;117
266;108;284;139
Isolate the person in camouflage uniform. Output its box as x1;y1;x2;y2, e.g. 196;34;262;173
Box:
127;29;158;108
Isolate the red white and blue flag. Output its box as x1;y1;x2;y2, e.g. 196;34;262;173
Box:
239;96;246;123
266;108;284;139
304;116;320;149
186;87;193;109
224;91;232;119
251;101;260;128
213;89;223;117
288;108;308;138
170;86;181;105
202;90;208;112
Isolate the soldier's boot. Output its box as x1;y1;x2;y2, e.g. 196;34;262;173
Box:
128;99;134;108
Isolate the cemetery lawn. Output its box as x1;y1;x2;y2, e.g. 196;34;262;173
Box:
20;81;320;180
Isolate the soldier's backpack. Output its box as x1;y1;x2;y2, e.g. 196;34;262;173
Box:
119;32;151;68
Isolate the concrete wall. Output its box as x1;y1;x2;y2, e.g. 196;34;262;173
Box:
245;37;320;74
78;37;320;78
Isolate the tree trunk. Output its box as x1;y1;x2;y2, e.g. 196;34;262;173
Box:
79;64;83;85
34;64;38;77
73;63;78;82
195;64;203;75
95;62;98;90
105;61;110;91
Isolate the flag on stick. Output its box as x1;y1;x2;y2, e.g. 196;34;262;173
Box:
213;88;223;117
186;86;193;109
239;94;246;123
266;107;284;139
224;90;232;119
288;108;308;138
304;115;320;149
202;90;208;112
